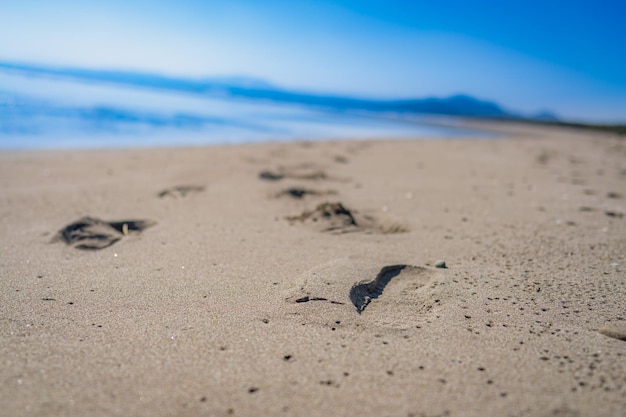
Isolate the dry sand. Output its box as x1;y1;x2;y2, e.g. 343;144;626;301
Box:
1;123;625;417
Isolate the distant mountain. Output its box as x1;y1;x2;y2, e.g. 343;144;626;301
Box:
0;61;524;120
530;110;560;122
384;95;509;117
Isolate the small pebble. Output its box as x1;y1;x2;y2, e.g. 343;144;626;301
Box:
434;260;447;269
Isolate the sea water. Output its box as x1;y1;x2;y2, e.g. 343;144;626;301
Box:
0;71;492;150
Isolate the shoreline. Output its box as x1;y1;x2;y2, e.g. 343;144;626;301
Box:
0;113;505;152
4;114;624;153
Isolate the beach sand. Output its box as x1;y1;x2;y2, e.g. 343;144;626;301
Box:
1;123;625;417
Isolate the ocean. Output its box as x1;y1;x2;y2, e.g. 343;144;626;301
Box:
0;70;493;150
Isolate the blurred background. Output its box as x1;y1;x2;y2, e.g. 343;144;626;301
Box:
1;0;624;148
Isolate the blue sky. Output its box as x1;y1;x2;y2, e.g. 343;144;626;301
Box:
1;0;625;122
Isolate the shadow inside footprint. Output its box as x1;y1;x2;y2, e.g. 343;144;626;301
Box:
54;216;155;250
350;265;407;313
259;170;285;181
282;188;315;199
276;188;337;199
157;185;204;199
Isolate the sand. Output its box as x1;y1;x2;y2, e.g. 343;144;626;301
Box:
1;123;625;417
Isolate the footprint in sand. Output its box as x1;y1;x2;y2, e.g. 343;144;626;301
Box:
286;202;410;235
53;216;156;250
283;258;445;328
259;163;348;182
157;185;204;199
259;168;328;182
274;187;337;200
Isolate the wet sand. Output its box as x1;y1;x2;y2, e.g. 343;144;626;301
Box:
1;123;625;416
